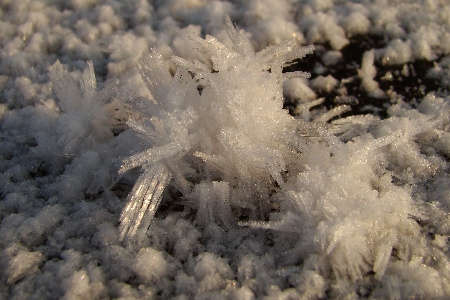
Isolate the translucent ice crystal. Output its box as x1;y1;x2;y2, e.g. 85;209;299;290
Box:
48;61;115;156
118;16;314;242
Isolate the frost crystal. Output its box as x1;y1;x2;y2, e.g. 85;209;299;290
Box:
48;61;115;156
118;17;314;241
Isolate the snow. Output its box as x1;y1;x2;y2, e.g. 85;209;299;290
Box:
1;0;450;299
359;49;386;98
133;247;168;284
6;248;43;284
283;78;316;103
310;74;338;94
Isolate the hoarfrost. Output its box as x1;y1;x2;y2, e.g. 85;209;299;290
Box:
48;60;115;156
1;0;450;299
109;14;450;297
117;16;314;242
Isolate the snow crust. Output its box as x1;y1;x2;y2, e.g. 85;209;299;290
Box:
1;0;450;299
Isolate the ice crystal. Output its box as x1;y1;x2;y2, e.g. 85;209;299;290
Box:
240;99;449;286
118;16;314;241
48;61;115;156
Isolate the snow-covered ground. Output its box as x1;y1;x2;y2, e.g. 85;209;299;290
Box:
1;0;450;299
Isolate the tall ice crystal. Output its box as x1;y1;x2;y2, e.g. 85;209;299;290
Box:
118;17;314;241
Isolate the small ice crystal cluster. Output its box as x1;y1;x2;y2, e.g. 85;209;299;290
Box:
48;61;114;156
118;17;314;241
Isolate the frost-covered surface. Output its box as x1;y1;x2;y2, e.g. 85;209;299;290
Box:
1;0;450;299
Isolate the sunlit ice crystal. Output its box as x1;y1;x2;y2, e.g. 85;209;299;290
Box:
48;60;116;156
118;16;314;242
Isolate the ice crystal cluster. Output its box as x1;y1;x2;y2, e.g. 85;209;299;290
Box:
47;61;114;156
118;17;314;242
2;0;450;299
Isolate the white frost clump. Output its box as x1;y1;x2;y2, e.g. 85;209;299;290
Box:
298;12;349;50
380;39;413;66
6;249;43;284
118;17;314;241
48;61;115;156
283;78;316;103
359;50;386;99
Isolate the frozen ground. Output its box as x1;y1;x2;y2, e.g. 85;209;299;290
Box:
1;0;450;299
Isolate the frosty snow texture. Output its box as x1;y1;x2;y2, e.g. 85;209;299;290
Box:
106;15;450;296
2;0;450;298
